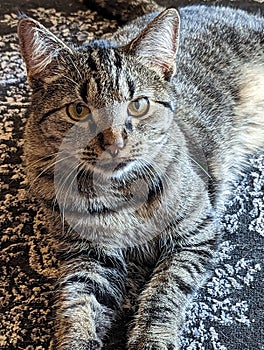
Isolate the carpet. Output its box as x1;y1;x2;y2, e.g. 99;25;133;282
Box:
0;1;263;349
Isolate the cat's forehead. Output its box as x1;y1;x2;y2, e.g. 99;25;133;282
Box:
69;46;142;105
59;43;170;108
84;47;132;100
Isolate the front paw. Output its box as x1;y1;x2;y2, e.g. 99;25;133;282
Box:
80;339;102;350
138;344;168;350
57;338;102;350
128;340;176;350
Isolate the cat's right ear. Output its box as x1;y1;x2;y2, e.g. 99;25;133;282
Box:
125;8;180;81
18;17;73;86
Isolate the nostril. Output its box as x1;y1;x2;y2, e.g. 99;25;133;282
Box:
98;128;127;157
105;144;120;158
97;132;104;147
105;139;125;158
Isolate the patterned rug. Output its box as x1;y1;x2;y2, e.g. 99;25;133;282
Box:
0;1;263;349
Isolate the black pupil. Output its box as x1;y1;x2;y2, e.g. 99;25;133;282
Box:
135;100;140;110
76;104;83;115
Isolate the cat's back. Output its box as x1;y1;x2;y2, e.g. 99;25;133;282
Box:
113;5;264;97
174;6;264;181
179;5;264;35
113;5;264;53
178;6;263;66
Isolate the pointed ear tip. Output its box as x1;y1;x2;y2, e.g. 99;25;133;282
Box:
18;16;39;30
18;17;42;40
17;11;27;20
163;8;180;21
18;17;30;31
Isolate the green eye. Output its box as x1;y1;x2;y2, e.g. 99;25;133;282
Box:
127;97;150;118
66;102;91;121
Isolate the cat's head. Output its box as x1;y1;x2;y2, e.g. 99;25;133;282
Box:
18;9;186;247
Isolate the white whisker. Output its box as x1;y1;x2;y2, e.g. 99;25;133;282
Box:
166;133;212;179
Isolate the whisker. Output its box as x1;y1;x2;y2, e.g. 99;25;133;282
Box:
55;159;80;208
67;55;83;81
61;74;80;87
62;162;82;214
137;158;171;219
29;153;79;190
166;133;212;179
26;152;59;169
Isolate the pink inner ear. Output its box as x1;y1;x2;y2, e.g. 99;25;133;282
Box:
125;9;180;80
18;20;38;72
18;18;59;82
18;17;72;83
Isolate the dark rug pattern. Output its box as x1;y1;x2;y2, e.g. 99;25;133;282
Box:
0;1;263;349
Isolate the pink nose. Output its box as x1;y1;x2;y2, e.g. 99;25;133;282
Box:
105;140;125;157
100;128;127;158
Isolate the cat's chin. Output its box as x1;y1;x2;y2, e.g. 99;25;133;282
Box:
88;158;139;181
112;160;139;180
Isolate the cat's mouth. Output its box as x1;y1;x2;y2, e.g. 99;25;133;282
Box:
75;159;140;197
55;157;164;220
88;158;138;180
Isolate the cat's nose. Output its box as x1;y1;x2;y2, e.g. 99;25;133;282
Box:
105;141;124;157
99;128;127;158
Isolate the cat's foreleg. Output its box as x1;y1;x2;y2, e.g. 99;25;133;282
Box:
128;223;217;350
55;248;126;350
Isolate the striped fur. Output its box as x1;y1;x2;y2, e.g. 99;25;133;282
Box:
18;4;264;350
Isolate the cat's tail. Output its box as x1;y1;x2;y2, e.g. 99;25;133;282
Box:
85;0;165;22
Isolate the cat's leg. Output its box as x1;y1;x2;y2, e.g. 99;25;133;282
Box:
55;248;126;350
128;222;217;350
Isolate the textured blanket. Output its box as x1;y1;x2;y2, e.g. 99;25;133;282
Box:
0;1;263;349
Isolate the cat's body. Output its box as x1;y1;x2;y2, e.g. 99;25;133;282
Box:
18;4;264;350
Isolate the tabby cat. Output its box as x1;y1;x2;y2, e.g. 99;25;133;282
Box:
18;2;264;349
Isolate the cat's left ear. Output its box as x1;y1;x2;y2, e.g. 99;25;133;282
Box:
126;8;180;81
18;16;73;86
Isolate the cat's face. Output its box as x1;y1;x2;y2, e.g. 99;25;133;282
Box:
18;10;187;247
28;44;175;175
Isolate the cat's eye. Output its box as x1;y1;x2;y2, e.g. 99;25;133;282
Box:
66;102;91;121
127;97;150;118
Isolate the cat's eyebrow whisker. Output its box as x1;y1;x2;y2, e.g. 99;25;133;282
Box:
61;74;80;87
166;133;212;179
67;55;83;80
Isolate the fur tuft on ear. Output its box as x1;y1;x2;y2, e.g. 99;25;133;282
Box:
126;8;180;80
18;17;73;84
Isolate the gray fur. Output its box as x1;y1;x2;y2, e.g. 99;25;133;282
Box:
18;4;264;350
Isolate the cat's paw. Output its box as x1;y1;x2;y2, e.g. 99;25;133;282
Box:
128;340;176;350
58;339;102;350
81;339;102;350
139;344;168;350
